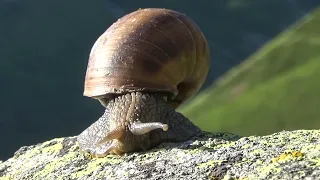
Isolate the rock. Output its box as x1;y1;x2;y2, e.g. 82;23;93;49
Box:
0;130;319;180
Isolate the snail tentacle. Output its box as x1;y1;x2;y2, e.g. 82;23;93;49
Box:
96;128;123;146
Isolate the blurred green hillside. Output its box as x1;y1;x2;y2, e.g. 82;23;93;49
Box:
179;7;320;136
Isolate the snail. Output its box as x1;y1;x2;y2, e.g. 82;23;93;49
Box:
77;8;210;158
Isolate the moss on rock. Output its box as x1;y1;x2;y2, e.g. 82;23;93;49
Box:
0;130;319;180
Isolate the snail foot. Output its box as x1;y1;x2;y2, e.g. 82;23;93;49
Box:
93;139;124;157
92;121;169;157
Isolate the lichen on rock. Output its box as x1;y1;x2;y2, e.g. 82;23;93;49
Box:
0;130;319;180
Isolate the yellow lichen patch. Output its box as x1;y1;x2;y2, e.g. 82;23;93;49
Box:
241;143;252;149
301;144;320;154
215;141;237;149
3;176;16;180
8;139;81;179
188;148;202;154
254;162;281;177
42;143;63;154
33;153;78;178
251;149;264;155
210;174;248;180
272;150;304;163
197;160;222;169
258;139;270;145
13;146;42;160
71;155;122;179
311;159;320;166
103;155;122;164
308;137;316;142
238;177;249;180
40;138;64;148
33;159;62;178
27;138;65;156
71;158;105;178
69;143;79;152
300;144;320;166
234;157;250;167
8;147;51;175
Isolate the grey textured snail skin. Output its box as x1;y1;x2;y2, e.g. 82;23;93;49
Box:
77;92;202;157
77;8;210;158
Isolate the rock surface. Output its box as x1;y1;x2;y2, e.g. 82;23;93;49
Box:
0;130;319;180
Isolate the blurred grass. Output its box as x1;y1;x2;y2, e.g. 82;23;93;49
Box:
179;7;320;136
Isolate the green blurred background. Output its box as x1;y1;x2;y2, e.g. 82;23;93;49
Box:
1;0;320;160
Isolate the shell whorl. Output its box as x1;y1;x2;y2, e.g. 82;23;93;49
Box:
84;8;210;109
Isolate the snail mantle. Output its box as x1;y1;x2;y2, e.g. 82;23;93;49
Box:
1;130;320;180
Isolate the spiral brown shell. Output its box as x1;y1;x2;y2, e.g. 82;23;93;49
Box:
84;8;210;109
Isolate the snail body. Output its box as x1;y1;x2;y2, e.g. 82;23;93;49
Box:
77;8;210;157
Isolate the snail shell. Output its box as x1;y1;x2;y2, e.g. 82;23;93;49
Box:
78;8;211;158
83;8;210;109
